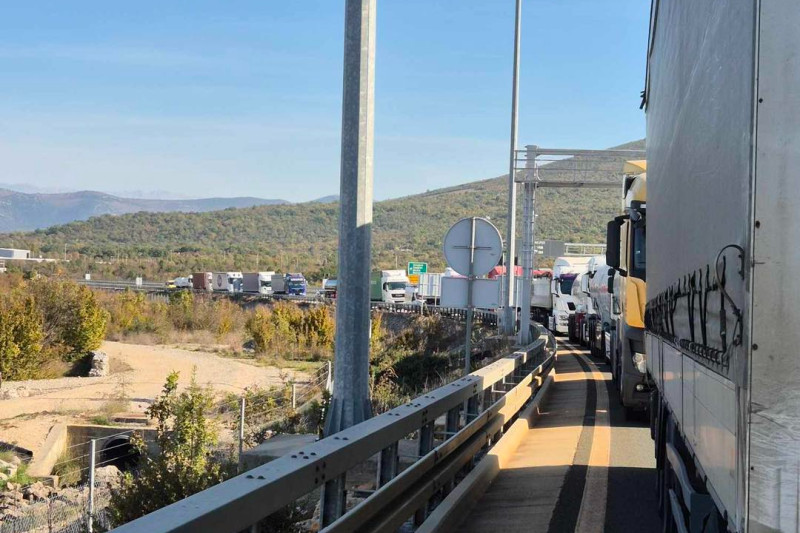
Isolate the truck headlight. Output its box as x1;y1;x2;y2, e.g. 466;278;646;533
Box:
632;352;646;374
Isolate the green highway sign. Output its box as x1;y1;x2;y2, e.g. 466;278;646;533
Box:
407;261;428;275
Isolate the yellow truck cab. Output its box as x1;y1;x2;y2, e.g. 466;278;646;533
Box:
605;160;651;417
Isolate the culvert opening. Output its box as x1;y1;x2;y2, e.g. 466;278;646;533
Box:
100;437;140;470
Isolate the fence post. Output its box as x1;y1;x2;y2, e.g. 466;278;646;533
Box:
238;396;246;473
88;439;96;533
325;361;333;393
291;382;297;409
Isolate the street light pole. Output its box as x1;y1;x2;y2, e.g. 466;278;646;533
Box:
503;0;523;336
321;0;376;525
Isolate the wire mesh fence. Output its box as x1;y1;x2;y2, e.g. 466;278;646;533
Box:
0;482;112;533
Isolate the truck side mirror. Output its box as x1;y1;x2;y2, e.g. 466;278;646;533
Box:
608;269;615;295
606;218;622;269
580;275;590;295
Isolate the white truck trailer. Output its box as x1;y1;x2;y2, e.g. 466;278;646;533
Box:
416;268;459;304
545;257;591;334
242;272;275;295
212;272;243;293
644;1;799;530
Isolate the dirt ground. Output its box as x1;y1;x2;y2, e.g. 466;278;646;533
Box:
0;341;307;453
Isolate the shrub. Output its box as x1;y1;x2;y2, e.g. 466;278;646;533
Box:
244;303;335;359
108;371;229;527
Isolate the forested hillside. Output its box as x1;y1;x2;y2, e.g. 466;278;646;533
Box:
2;140;644;281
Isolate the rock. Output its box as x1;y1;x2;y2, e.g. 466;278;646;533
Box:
0;388;17;400
94;465;121;487
0;472;8;481
9;455;21;466
23;482;52;501
88;351;110;377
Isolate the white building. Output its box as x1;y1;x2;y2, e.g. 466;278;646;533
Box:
0;248;31;260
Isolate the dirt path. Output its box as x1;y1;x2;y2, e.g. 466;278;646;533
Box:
0;341;307;452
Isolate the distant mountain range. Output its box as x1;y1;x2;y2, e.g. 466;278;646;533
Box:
0;189;339;232
2;140;644;279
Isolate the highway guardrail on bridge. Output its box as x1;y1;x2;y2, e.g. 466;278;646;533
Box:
112;322;554;533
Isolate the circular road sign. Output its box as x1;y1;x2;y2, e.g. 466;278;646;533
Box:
443;217;503;277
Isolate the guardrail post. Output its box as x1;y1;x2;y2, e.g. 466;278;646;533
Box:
321;475;347;527
377;442;399;487
414;422;435;525
466;394;479;423
445;406;460;438
483;386;494;410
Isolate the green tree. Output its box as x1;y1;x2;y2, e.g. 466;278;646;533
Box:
61;285;108;356
30;279;108;359
0;294;45;381
108;371;228;526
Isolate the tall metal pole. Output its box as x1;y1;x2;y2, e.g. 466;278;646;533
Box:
503;0;523;336
519;182;535;345
518;146;537;344
464;218;476;376
321;0;376;526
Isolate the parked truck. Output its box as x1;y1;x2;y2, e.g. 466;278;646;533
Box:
242;272;275;295
322;279;337;299
212;272;243;293
370;270;409;303
192;272;213;291
586;261;617;361
174;276;192;289
569;255;606;345
642;2;800;530
545;257;592;334
605;161;650;416
271;273;307;295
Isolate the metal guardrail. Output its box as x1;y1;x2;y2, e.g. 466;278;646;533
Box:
112;323;554;533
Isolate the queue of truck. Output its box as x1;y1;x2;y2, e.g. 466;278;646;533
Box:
175;271;307;295
637;3;799;531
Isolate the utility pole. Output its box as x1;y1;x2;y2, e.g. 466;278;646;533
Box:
503;0;523;336
321;0;376;526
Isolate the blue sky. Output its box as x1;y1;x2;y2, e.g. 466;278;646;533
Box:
0;1;648;202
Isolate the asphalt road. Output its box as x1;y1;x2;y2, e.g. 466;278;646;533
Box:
461;339;662;533
565;341;661;533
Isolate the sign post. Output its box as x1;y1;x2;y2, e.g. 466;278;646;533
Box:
443;217;502;375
